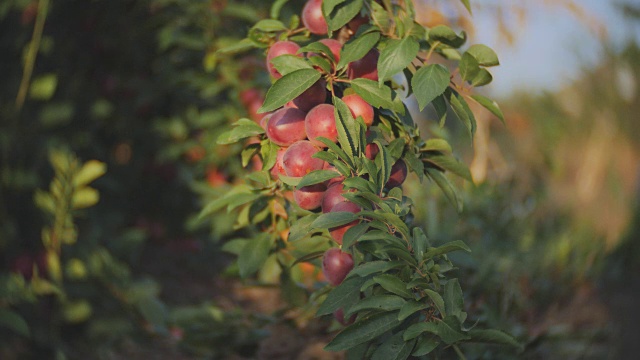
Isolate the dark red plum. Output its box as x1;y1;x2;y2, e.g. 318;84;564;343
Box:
290;79;327;112
322;248;354;286
387;160;408;188
347;49;379;81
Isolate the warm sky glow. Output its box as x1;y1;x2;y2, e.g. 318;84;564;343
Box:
471;0;640;98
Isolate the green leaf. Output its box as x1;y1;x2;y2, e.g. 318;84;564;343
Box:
466;44;499;66
325;311;402;351
403;150;424;182
346;343;371;360
467;329;522;349
298;170;341;188
73;160;106;187
347;260;405;278
440;48;462;61
422;139;452;153
424;240;471;260
346;295;406;315
278;175;301;186
371;331;416;360
459;52;480;83
270;54;312;76
370;2;391;33
446;89;476;139
412;336;440;356
373;274;413;298
351;78;403;114
470;68;493;86
0;309;30;337
342;222;370;249
444;279;464;320
374;140;392;192
311;212;360;229
412;64;450;111
323;0;364;32
288;214;319;242
217;118;266;145
247;170;271;187
317;276;368;316
424;154;472;182
459;0;472;15
424;289;446;316
426;169;463;213
404;322;438;341
469;94;505;124
221;238;246;255
237;234;272;278
337;31;381;69
437;316;469;344
292;250;326;266
412;227;428;262
428;25;466;48
270;0;289;19
308;55;333;74
343;176;376;193
334;97;361;161
358;230;405;248
377;37;420;85
299;41;337;62
261;140;279;171
251;19;287;32
259;69;321;113
432;94;448;126
227;192;263;212
317;136;354;168
398;300;425;321
216;38;256;55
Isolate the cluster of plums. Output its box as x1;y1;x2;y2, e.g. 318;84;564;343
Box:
248;0;410;324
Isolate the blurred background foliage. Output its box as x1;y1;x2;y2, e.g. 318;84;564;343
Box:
0;0;638;359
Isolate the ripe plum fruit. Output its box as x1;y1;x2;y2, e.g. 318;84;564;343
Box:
302;0;328;35
266;107;307;146
290;79;327;112
294;183;327;210
322;248;354;286
347;49;379;81
282;140;325;177
322;182;348;213
305;104;337;147
342;94;374;127
387;160;408;188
